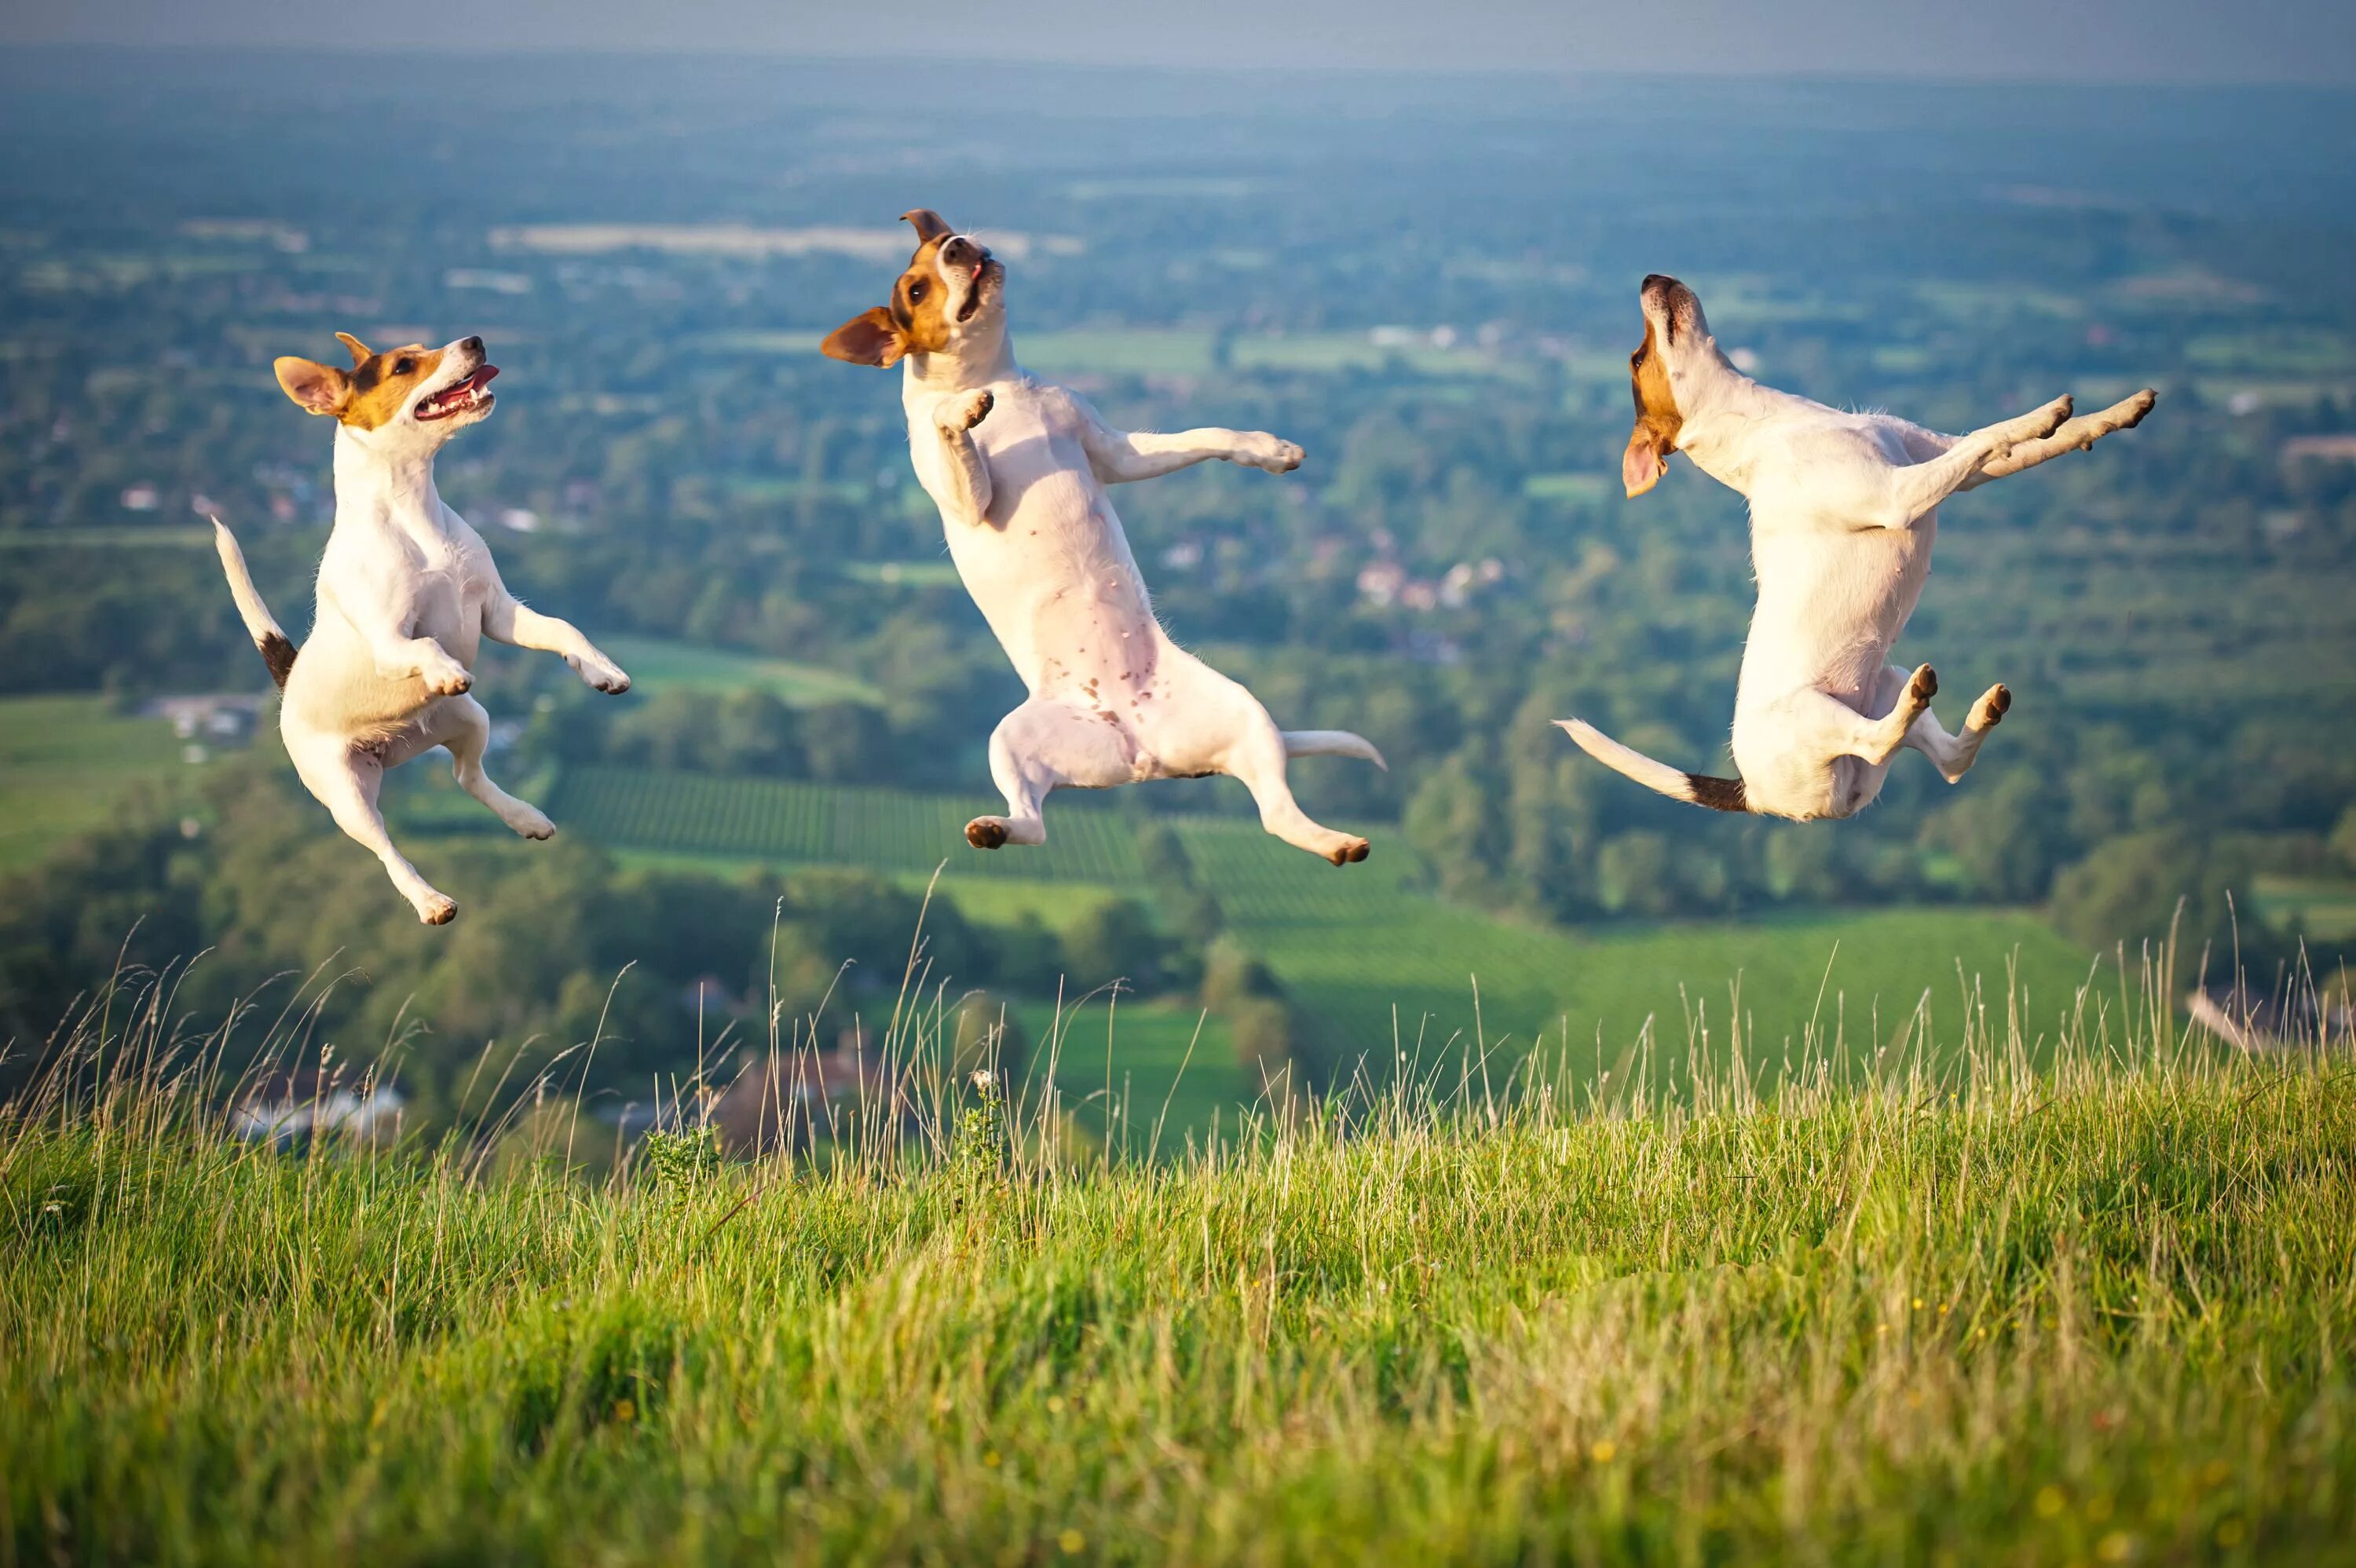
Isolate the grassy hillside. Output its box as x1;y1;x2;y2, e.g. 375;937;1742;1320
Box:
5;968;2351;1563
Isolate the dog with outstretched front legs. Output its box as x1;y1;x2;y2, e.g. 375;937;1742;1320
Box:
213;333;630;923
1559;274;2155;821
823;210;1384;864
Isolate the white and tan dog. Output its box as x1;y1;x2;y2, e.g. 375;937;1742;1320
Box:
213;333;631;923
823;210;1383;864
1560;274;2155;821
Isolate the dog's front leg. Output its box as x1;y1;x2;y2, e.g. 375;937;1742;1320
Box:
331;588;473;695
1085;424;1304;484
927;390;996;527
482;588;630;693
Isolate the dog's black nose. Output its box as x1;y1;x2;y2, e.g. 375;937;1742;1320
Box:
460;335;484;355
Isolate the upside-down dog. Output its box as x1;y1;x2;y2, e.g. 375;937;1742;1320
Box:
1560;274;2155;821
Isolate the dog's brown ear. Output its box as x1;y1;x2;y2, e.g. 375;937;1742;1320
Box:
821;306;909;368
1622;427;1670;497
333;331;375;367
902;209;953;247
276;356;352;417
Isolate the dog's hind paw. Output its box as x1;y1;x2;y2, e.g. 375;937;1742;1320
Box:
415;893;458;926
423;665;473;698
966;817;1009;850
1325;835;1371;866
510;806;556;840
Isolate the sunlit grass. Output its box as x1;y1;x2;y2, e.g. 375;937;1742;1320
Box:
4;936;2351;1563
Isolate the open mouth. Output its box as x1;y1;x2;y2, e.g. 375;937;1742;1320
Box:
416;364;498;421
956;258;995;323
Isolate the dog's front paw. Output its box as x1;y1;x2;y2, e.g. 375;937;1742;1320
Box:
966;817;1009;850
1324;835;1370;867
421;662;473;698
572;654;631;694
415;892;458;926
1239;435;1304;473
1970;683;2011;732
1906;663;1939;707
939;389;993;435
510;805;556;840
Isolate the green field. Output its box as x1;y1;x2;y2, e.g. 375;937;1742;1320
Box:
0;694;189;873
8;987;2351;1563
595;637;884;707
549;766;2096;1088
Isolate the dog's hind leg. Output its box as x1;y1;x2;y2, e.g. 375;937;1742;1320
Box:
1898;674;2012;784
431;695;555;839
967;698;1129;850
287;733;456;925
1222;710;1370;866
1790;666;1943;769
1878;396;2073;525
1966;389;2157;488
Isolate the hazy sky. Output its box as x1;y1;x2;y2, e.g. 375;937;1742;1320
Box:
6;0;2354;84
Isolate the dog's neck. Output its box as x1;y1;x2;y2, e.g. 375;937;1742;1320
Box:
902;331;1015;394
331;425;450;541
1666;340;1795;493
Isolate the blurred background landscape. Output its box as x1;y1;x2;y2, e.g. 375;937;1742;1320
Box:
2;47;2351;1146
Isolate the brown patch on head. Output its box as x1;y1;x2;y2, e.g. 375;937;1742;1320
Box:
1622;316;1684;498
821;210;979;367
275;338;446;429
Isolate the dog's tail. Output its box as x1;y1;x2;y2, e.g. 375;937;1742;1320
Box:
1282;730;1387;770
211;517;297;690
1555;718;1747;813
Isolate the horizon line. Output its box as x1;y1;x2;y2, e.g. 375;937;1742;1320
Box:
4;38;2352;94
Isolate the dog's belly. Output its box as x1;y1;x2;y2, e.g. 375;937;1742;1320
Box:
1742;521;1934;704
946;457;1162;696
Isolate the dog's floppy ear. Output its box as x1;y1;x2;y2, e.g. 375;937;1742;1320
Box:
276;356;352;417
902;209;953;247
821;306;909;368
1622;429;1670;497
334;331;375;367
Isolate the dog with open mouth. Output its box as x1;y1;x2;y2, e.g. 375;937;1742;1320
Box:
212;333;631;923
823;210;1385;864
1559;275;2156;821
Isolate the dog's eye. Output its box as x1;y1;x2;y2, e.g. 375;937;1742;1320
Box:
393;356;416;375
909;283;927;303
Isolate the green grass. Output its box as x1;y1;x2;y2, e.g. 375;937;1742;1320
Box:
1017;993;1249;1158
596;638;884;708
0;694;190;873
5;959;2352;1563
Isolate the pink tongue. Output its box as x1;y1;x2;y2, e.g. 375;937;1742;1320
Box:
474;364;499;387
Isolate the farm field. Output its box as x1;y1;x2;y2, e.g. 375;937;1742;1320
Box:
594;637;884;707
546;765;2099;1090
0;694;189;874
9;990;2351;1563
